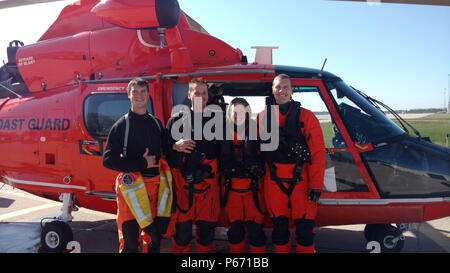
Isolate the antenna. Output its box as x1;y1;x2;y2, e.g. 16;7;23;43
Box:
318;58;327;77
158;28;166;49
447;74;450;114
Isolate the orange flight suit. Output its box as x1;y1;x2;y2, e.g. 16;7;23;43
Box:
259;102;325;253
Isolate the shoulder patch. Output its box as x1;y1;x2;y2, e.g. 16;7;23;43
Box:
121;173;135;187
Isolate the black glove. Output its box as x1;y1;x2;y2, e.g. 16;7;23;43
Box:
308;189;322;203
194;164;212;183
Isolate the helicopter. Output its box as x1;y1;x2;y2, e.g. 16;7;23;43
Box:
0;0;448;253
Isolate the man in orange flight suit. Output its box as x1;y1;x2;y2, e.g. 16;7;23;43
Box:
165;78;221;253
258;74;326;253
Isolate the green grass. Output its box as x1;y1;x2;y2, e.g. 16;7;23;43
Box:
319;113;450;148
395;113;450;147
320;122;334;148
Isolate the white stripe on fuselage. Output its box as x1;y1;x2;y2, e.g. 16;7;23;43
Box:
4;177;87;191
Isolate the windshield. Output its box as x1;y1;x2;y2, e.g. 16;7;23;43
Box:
330;81;404;144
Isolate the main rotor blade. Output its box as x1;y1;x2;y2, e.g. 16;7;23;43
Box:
0;0;66;9
330;0;450;6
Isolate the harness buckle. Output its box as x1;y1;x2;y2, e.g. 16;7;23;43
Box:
184;173;194;184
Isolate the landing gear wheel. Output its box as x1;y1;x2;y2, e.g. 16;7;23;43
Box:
40;221;73;253
367;224;404;253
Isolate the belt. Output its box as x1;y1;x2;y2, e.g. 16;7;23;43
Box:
183;184;211;194
229;187;252;193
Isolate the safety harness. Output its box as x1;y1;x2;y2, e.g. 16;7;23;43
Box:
261;101;312;208
122;112;161;158
172;111;217;214
220;125;265;214
177;149;214;214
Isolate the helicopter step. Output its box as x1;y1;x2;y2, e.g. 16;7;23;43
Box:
39;193;78;253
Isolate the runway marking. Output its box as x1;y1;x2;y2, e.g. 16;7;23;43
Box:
0;190;57;203
76;207;115;218
1;186;115;219
0;203;60;221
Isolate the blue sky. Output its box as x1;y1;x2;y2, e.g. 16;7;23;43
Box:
178;0;450;111
0;0;449;110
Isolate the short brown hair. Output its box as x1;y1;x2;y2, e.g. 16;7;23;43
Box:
273;74;292;87
188;77;207;93
127;77;149;92
226;97;251;123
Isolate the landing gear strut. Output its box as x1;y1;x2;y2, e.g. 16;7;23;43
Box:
40;193;77;253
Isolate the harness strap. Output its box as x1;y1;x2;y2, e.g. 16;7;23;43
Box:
177;184;212;214
221;177;232;208
122;112;161;159
250;177;266;215
267;162;303;209
123;114;130;158
177;165;213;213
221;176;266;215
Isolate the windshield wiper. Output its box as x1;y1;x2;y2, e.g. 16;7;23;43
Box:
350;86;421;138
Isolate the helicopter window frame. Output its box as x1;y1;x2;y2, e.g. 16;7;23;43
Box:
326;80;405;145
82;92;154;140
290;84;348;149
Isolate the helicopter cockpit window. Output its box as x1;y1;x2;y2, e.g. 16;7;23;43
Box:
292;85;368;193
329;81;404;145
83;93;154;138
291;86;344;148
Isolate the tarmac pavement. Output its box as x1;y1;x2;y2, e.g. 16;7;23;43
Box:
1;183;448;253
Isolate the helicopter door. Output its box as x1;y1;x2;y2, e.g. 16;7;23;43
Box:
290;78;380;200
81;84;155;193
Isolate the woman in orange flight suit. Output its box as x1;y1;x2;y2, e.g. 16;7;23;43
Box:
219;98;267;253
